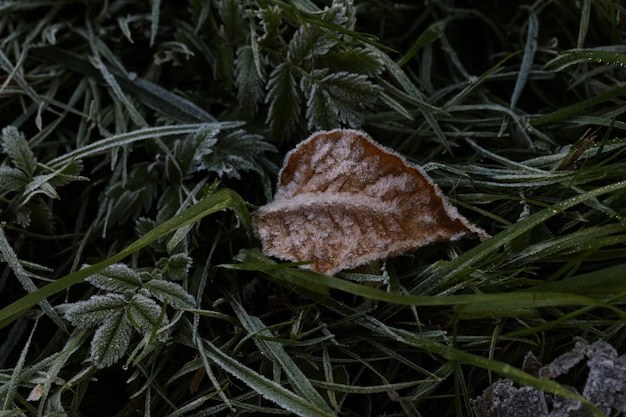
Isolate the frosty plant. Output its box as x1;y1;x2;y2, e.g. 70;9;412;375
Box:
0;126;86;229
58;258;196;368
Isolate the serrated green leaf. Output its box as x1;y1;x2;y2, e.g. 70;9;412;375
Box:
145;279;196;309
62;293;129;328
304;70;380;130
86;264;142;293
326;47;383;76
305;84;337;130
23;175;59;201
128;293;168;340
0;166;29;192
1;126;36;177
91;310;132;368
218;0;246;43
288;25;335;64
266;63;301;139
195;130;276;179
166;253;193;281
235;45;265;116
46;160;86;187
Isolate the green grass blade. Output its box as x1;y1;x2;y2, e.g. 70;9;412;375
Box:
545;48;626;72
417;179;626;293
47;122;241;168
199;337;336;417
398;20;447;67
226;292;335;413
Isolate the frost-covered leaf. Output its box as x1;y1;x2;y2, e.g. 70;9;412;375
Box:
195;130;276;179
326;47;383;76
128;293;169;340
323;0;356;28
266;63;301;139
1;126;36;177
235;45;265;116
25;196;54;232
167;127;220;181
288;25;335;65
102;163;159;227
145;279;196;309
0;166;29;192
24;175;60;200
46;160;86;187
303;70;380;130
258;5;282;45
217;0;246;44
254;130;487;275
90;310;133;368
62;293;129;328
15;205;31;228
86;264;142;293
165;253;192;281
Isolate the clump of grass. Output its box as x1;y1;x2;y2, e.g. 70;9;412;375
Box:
1;1;625;416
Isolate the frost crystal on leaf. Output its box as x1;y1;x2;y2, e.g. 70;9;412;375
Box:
253;129;488;275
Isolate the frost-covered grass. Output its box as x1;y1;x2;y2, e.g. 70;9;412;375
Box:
1;1;626;416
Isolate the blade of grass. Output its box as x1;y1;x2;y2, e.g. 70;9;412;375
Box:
397;20;447;67
225;291;335;414
545;48;626;72
47;122;241;168
31;46;218;123
510;7;538;109
416;179;626;293
224;248;624;320
198;337;336;417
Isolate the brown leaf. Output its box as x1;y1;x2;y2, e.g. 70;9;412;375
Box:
253;129;489;276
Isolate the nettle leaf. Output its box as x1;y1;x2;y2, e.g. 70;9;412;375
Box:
165;253;193;281
86;264;143;293
103;163;160;226
218;0;246;44
62;293;129;328
0;166;29;192
145;279;196;309
258;5;282;45
303;70;380;130
167;127;220;181
1;126;36;177
128;293;169;341
24;174;60;200
195;130;277;179
235;45;265;116
91;310;133;368
326;0;356;29
46;160;86;187
288;24;336;65
266;63;301;139
325;47;383;76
